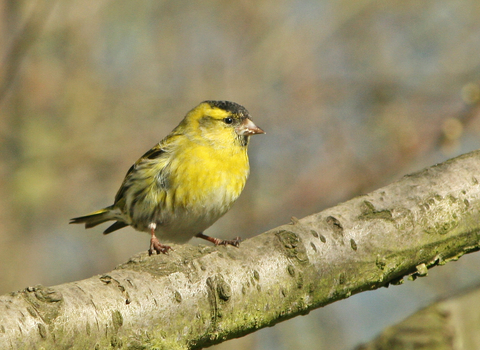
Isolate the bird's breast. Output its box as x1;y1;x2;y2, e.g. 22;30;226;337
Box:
168;144;250;211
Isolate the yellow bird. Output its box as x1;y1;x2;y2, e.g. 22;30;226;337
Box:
70;101;264;255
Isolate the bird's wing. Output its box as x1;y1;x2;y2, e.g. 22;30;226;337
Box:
113;143;166;205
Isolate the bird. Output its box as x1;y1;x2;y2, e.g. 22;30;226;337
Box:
70;100;265;255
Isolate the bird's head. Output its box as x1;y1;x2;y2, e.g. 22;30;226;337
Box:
181;100;265;148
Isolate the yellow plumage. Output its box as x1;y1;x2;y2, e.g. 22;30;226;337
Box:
70;101;264;254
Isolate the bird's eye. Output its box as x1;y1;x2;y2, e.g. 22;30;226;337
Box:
223;117;233;124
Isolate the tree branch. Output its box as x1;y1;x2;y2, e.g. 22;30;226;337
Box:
2;150;480;350
356;283;480;350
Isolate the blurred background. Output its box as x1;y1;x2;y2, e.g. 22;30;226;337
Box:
1;0;480;349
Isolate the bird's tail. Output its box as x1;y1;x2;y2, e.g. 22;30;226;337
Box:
70;206;128;234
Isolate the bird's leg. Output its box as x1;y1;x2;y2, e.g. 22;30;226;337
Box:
148;223;172;255
195;232;242;247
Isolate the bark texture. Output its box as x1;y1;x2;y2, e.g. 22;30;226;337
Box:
1;150;480;349
356;284;480;350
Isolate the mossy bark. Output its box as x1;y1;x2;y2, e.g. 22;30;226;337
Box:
1;150;480;349
356;284;480;350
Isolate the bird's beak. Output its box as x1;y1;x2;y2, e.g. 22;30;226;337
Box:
236;118;265;136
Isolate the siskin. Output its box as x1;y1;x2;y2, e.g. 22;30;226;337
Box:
70;101;265;255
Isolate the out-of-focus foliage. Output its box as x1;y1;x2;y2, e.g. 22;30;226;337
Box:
1;0;480;349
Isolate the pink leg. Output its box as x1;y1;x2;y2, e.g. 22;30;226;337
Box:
148;223;172;255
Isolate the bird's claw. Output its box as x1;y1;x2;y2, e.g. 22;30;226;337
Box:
217;236;242;247
149;236;172;255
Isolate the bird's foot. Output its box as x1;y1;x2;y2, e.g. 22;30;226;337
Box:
148;222;172;255
195;233;242;247
218;237;242;247
148;235;172;255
